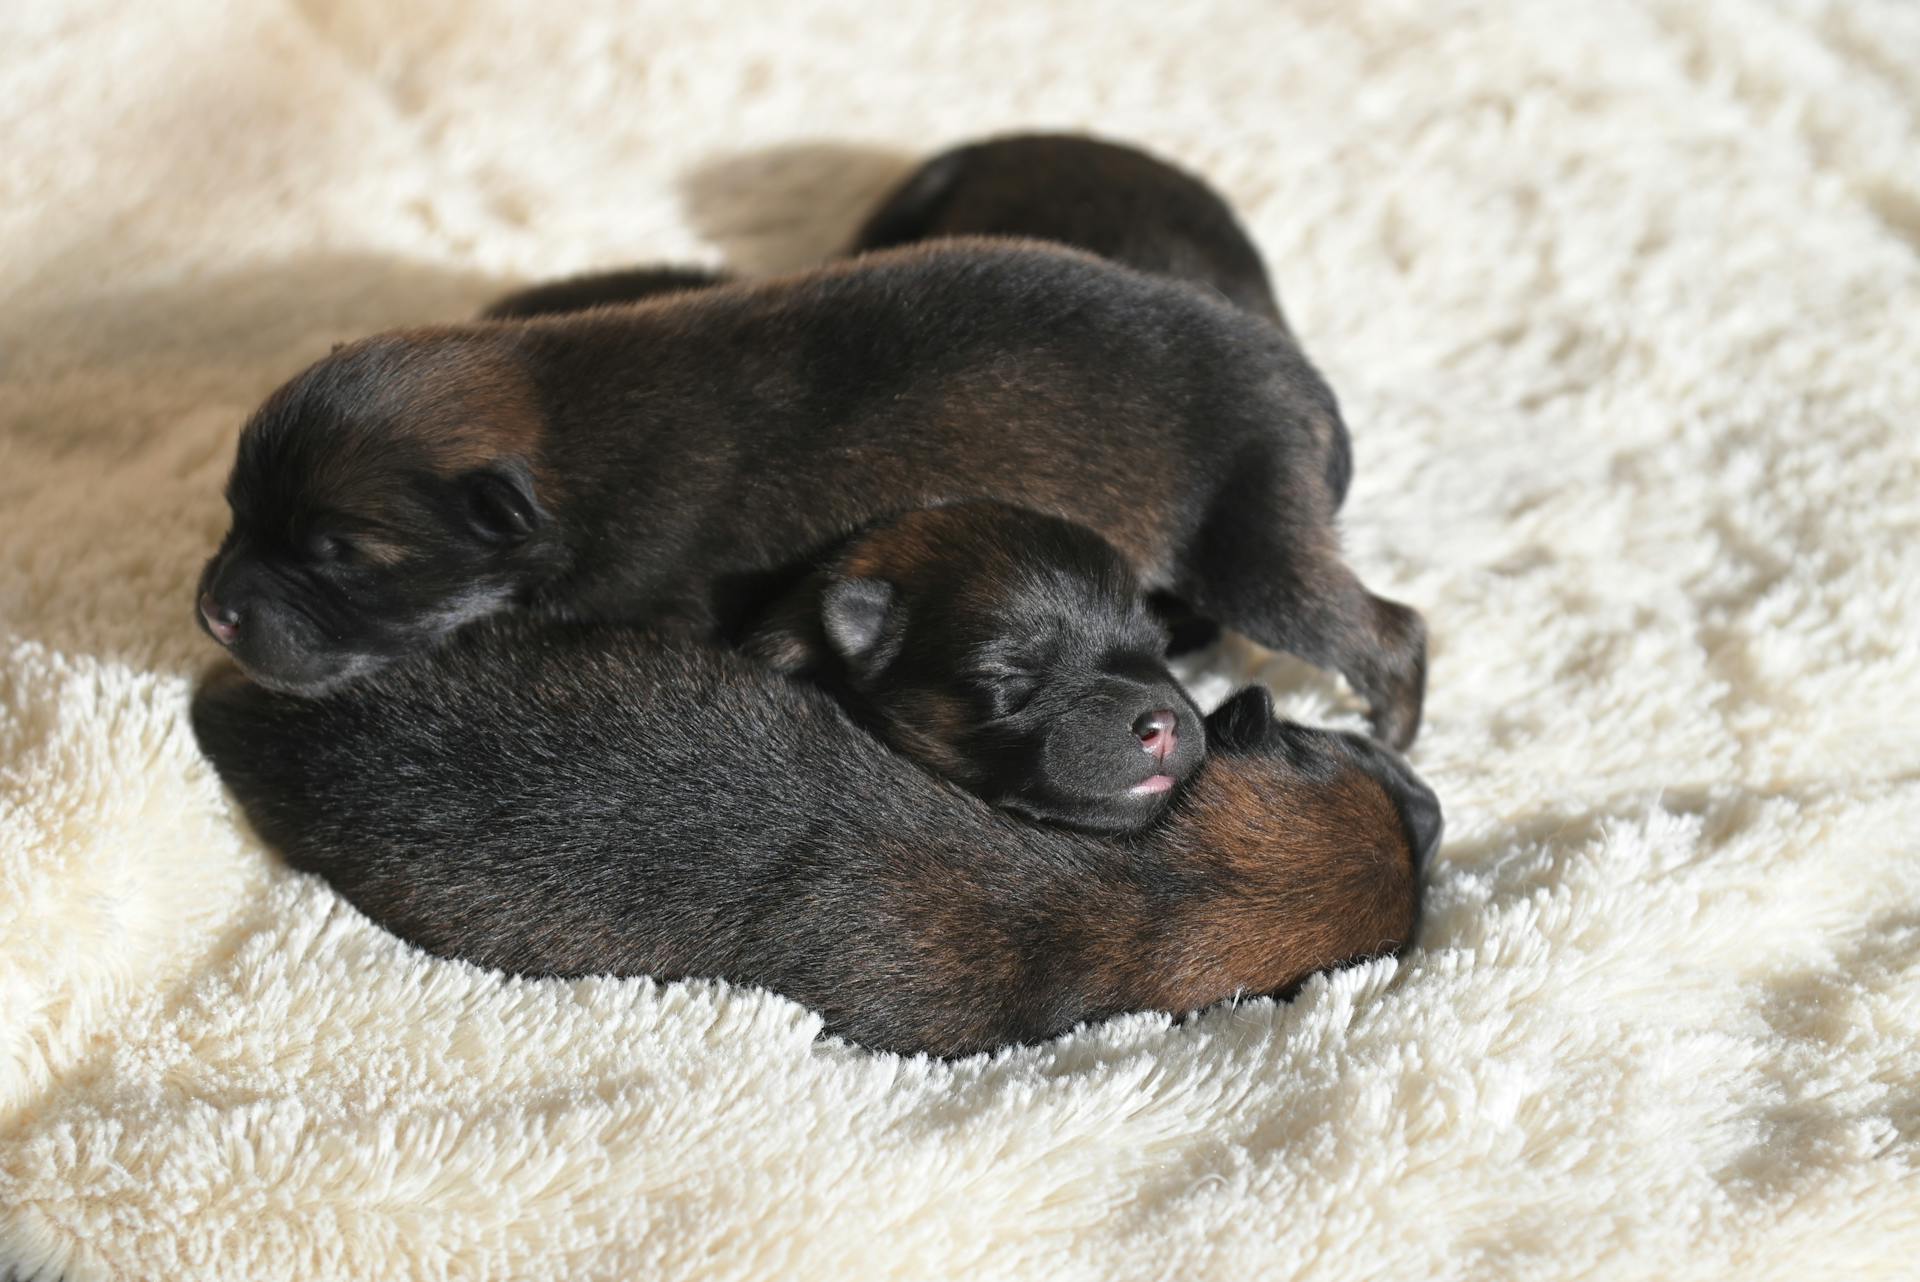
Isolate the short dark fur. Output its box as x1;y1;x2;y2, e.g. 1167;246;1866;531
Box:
191;623;1440;1058
851;135;1332;662
746;502;1205;833
478;135;1319;662
481;136;1310;500
200;239;1425;745
853;133;1291;332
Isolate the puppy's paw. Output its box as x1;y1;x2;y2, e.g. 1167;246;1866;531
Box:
1364;598;1426;752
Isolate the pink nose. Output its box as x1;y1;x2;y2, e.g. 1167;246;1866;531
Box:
1133;709;1178;762
199;593;240;645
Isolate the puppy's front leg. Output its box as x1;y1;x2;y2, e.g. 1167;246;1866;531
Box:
1182;500;1427;750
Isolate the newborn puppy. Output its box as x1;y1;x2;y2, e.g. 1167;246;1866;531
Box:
746;502;1205;834
476;136;1309;660
191;623;1441;1058
852;132;1290;330
197;239;1425;746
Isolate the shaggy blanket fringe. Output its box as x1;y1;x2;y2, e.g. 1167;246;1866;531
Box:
4;1;1919;1277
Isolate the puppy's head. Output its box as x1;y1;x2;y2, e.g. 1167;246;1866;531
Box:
751;502;1204;834
196;333;561;696
1201;685;1444;878
1126;685;1442;1001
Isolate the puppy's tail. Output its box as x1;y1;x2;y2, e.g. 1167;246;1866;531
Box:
479;265;731;321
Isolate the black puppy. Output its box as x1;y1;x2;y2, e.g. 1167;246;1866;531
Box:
851;132;1289;329
481;134;1304;660
191;622;1440;1058
745;502;1205;833
197;239;1425;745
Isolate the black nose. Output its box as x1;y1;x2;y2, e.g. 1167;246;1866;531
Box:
199;592;240;645
1133;708;1178;762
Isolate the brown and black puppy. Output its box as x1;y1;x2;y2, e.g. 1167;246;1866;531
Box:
746;502;1205;834
477;135;1310;659
851;132;1290;331
190;619;1440;1058
196;239;1425;745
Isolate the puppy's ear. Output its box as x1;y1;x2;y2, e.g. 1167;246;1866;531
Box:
1204;686;1278;754
820;575;899;680
462;465;542;544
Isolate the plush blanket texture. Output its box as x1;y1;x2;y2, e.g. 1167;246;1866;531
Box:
4;1;1919;1277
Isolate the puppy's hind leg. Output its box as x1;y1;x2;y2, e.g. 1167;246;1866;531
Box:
1182;487;1427;751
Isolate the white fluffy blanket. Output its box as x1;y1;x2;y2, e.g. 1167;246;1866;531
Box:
5;1;1919;1277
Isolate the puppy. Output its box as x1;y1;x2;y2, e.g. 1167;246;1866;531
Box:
197;239;1425;746
191;622;1441;1058
851;132;1290;329
479;135;1305;659
745;501;1205;834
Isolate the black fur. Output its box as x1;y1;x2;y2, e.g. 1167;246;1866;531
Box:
481;135;1340;510
849;134;1360;594
745;502;1205;833
190;624;1438;1058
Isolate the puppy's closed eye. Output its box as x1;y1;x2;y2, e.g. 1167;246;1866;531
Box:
463;468;541;544
976;670;1039;718
305;531;351;564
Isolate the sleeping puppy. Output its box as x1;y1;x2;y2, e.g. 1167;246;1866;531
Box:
477;135;1304;660
851;132;1290;330
190;623;1441;1058
745;502;1205;834
196;239;1426;746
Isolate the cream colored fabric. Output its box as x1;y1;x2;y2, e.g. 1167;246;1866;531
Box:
4;1;1920;1277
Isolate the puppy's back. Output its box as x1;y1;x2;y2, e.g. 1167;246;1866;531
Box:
853;134;1286;327
192;622;1426;1056
191;623;1139;1052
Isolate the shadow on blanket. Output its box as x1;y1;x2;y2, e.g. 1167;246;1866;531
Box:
680;141;917;273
